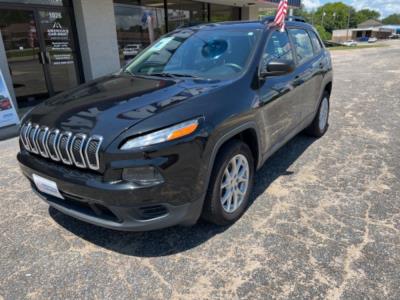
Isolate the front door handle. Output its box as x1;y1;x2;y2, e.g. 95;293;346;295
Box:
293;75;304;86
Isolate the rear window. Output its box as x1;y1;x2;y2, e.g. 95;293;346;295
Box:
288;29;314;65
309;31;323;54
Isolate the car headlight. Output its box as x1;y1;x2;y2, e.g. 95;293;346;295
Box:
120;119;200;150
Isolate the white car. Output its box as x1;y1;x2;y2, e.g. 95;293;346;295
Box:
123;44;142;58
342;40;358;47
368;37;378;43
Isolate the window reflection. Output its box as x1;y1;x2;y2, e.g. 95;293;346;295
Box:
166;0;208;31
114;2;166;66
210;4;241;23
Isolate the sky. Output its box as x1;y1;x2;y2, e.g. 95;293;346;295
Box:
302;0;400;17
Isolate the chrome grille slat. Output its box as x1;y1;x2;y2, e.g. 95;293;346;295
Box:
20;123;31;151
57;132;73;165
85;135;103;171
70;134;87;168
28;124;40;154
20;122;103;171
37;127;50;158
46;129;61;161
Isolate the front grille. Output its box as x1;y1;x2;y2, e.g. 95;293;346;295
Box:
20;122;103;171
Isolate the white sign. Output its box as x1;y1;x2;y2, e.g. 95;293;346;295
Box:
0;70;19;128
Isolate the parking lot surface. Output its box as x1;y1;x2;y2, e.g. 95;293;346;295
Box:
1;41;400;300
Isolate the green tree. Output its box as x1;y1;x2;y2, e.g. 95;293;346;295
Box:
313;2;357;33
355;9;380;25
292;5;312;23
315;25;332;40
382;14;400;25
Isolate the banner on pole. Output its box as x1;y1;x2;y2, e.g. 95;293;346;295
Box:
0;70;20;128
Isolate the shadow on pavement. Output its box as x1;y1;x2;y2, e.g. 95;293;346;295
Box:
50;134;316;257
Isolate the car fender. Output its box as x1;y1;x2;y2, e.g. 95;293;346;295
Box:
198;121;262;205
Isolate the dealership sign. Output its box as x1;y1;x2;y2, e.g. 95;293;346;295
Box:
0;71;19;128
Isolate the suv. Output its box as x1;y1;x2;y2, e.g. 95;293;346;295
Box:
18;18;333;231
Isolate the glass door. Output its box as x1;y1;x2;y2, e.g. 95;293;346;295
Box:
0;5;81;109
36;9;80;94
0;9;49;108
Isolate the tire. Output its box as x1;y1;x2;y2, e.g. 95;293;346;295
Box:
202;140;254;225
305;91;330;138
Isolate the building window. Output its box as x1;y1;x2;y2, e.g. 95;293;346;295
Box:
114;1;166;66
210;3;241;23
166;0;208;31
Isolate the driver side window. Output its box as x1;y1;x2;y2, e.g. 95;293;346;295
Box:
262;30;293;69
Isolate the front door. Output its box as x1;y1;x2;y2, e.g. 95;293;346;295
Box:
0;6;81;109
258;29;302;152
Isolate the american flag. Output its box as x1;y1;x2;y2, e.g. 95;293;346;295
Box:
274;0;288;31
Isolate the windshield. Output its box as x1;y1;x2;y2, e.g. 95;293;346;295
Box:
124;28;262;80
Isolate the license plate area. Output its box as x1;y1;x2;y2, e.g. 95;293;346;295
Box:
33;174;64;200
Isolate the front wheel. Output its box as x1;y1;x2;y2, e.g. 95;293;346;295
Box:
305;92;330;137
202;140;254;225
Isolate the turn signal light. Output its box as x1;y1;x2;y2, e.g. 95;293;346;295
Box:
167;123;198;141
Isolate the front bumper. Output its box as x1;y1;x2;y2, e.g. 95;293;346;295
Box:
17;148;206;231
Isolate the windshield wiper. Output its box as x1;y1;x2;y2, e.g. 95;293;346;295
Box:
149;72;177;78
150;72;206;80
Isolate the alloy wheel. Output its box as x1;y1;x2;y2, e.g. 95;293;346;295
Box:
319;97;329;132
220;154;250;214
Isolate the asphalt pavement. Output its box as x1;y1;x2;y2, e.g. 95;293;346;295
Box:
1;41;400;300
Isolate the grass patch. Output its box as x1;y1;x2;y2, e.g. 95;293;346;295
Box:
328;44;388;51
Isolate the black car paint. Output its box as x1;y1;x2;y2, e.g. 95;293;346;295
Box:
18;21;333;231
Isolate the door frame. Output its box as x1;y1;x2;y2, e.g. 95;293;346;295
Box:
0;2;83;99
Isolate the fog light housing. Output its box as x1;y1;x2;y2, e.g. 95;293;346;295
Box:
122;166;164;186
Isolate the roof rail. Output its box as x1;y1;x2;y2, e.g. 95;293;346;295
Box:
262;16;307;24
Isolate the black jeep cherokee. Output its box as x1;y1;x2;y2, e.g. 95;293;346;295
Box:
18;18;333;231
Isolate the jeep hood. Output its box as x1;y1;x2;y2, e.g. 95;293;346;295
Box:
26;73;222;145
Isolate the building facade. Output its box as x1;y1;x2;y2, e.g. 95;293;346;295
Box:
332;19;396;43
0;0;300;125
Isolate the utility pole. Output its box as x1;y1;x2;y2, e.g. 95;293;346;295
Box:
321;10;326;27
346;8;351;40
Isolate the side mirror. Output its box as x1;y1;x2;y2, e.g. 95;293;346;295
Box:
260;59;294;77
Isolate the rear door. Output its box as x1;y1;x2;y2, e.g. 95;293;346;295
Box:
308;30;328;112
257;29;302;152
288;28;321;120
